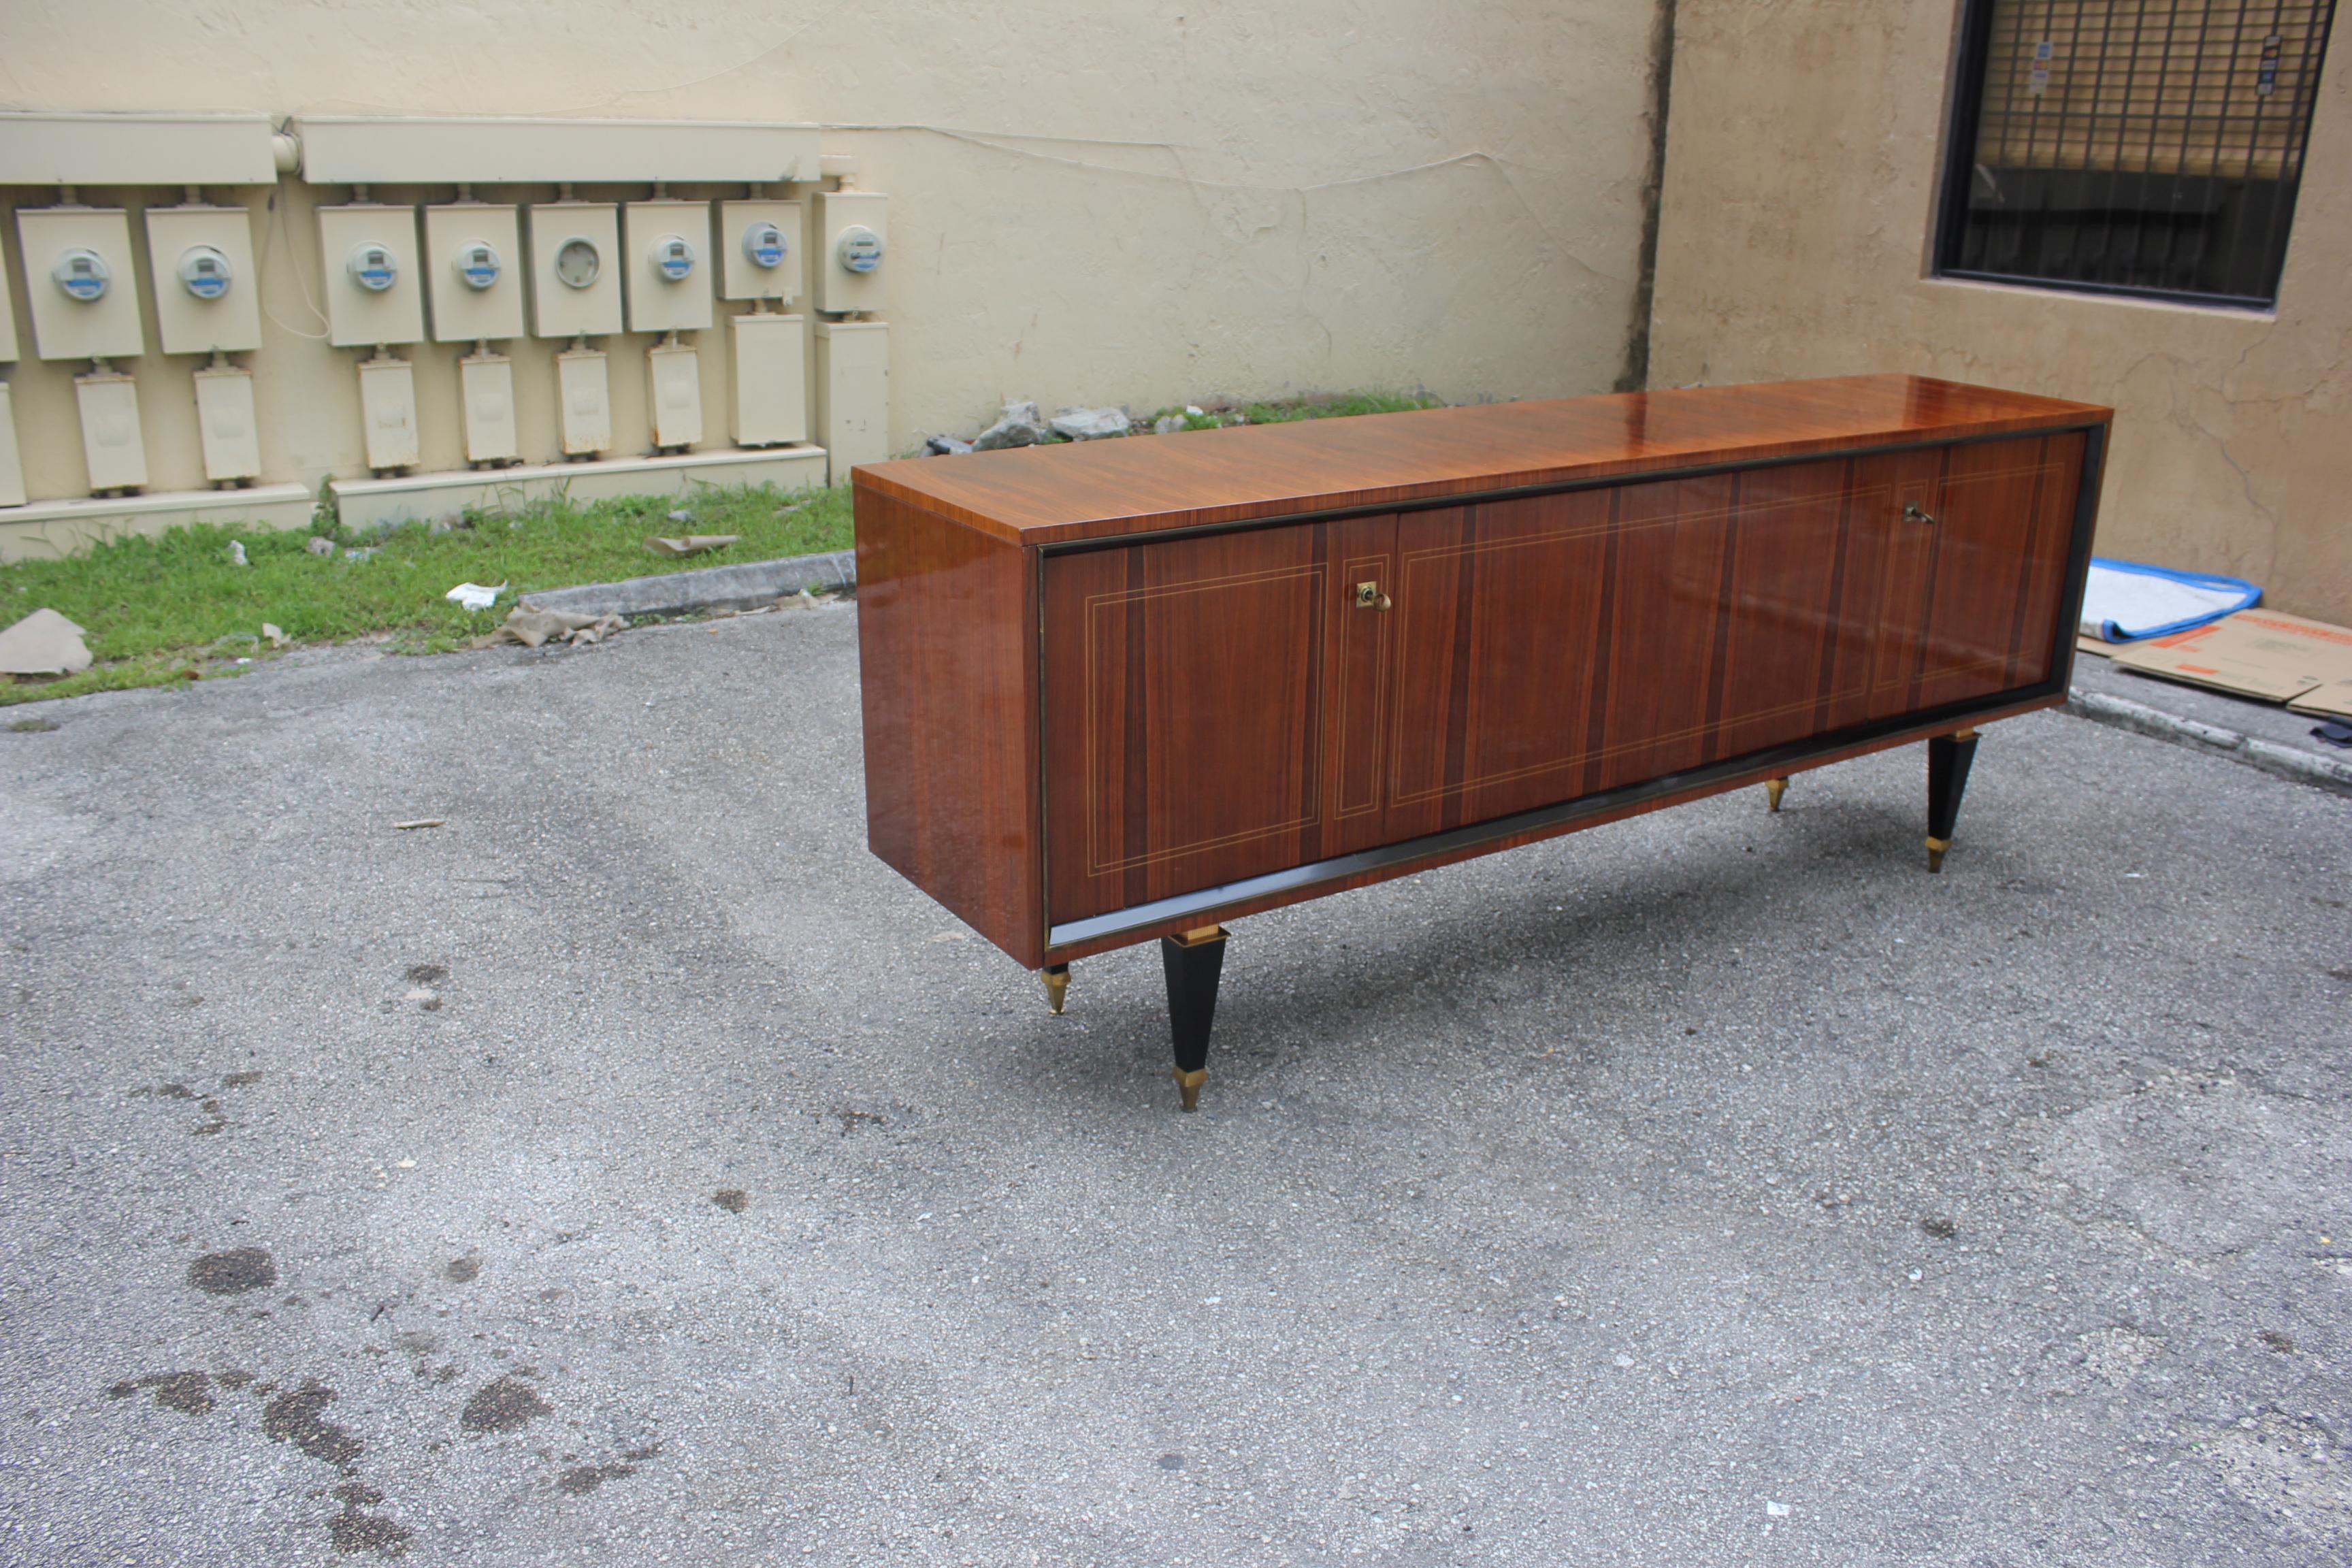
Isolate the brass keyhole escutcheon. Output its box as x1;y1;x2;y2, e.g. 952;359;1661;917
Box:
1354;581;1392;611
1904;502;1938;526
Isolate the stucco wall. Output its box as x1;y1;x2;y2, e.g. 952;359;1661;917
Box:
1648;0;2352;624
0;1;1666;510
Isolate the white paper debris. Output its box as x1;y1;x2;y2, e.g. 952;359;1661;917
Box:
444;582;508;612
227;540;248;566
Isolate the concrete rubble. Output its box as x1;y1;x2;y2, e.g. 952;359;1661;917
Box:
0;608;94;676
972;399;1049;450
1049;406;1132;440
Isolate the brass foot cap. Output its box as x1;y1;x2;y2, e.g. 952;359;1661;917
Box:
1925;835;1950;873
1173;1066;1207;1113
1042;966;1069;1015
1765;777;1788;813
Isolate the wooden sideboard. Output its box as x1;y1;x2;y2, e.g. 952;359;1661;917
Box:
854;375;2111;1109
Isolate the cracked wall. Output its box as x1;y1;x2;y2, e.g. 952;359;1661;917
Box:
1646;0;2352;624
0;1;1663;500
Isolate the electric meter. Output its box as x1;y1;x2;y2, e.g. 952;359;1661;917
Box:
651;234;696;282
553;235;601;290
742;220;788;270
347;242;399;293
454;241;502;291
52;248;112;301
836;225;883;274
178;245;233;300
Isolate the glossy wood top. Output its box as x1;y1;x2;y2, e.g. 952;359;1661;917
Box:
857;374;2112;548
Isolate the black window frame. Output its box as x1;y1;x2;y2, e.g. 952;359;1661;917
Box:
1933;0;2339;312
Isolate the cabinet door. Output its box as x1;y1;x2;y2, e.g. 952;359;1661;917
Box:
1379;437;2082;834
1866;431;2085;717
1042;517;1396;926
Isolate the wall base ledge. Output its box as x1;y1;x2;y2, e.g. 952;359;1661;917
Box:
330;448;830;532
0;483;316;563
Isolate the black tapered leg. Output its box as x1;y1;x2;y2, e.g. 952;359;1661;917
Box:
1925;728;1980;873
1160;925;1228;1111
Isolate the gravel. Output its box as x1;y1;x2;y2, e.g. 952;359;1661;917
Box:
2;606;2347;1565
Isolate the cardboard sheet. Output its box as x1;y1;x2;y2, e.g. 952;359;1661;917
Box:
2108;608;2352;703
2288;677;2352;720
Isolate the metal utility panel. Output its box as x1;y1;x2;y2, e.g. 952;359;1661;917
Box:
424;205;524;344
624;201;713;335
527;203;622;340
75;370;147;491
0;385;25;507
145;205;263;356
811;191;887;314
460;352;519;465
0;112;281;186
293;117;818;185
18;208;145;361
647;341;703;450
318;205;425;348
556;347;612;456
0;241;17;362
730;313;806;446
813;318;888;473
357;357;421;472
719;199;803;304
193;365;262;482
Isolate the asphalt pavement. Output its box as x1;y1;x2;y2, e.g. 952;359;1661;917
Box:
2;602;2347;1567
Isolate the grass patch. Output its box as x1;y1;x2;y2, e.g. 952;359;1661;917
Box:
1;482;851;706
1147;389;1446;434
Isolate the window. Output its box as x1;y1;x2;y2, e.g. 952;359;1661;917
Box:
1936;0;2338;308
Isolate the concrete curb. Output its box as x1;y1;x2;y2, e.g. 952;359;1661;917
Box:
519;549;856;619
2065;687;2352;798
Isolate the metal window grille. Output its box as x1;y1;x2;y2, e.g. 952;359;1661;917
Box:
1937;0;2338;306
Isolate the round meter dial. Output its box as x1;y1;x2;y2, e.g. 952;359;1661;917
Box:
52;248;112;301
742;220;788;270
651;234;696;282
553;235;601;290
346;242;399;293
454;241;502;291
835;225;883;274
178;245;233;300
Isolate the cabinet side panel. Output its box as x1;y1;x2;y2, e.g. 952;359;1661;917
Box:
855;486;1043;967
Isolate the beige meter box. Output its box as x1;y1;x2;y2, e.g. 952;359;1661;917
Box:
813;318;888;473
357;357;421;472
811;191;887;314
76;370;148;491
459;351;520;464
424;205;524;344
719;199;803;304
144;205;262;356
192;365;262;482
647;340;703;449
730;313;806;446
18;207;145;361
318;204;425;348
556;347;612;455
0;237;18;362
623;200;714;334
527;203;622;340
0;385;26;507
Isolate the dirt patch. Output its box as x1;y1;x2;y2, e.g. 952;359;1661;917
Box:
189;1247;276;1295
461;1376;550;1434
557;1461;637;1495
264;1383;363;1467
713;1189;749;1213
328;1507;412;1556
443;1255;481;1284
